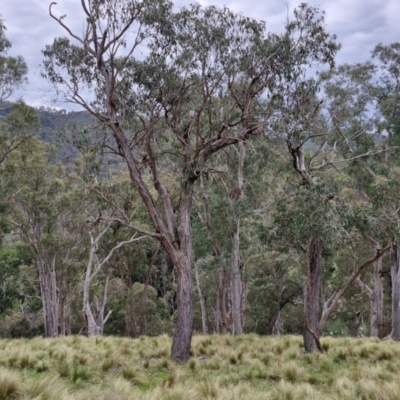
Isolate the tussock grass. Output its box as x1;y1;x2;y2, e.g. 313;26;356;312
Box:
1;335;400;398
0;368;22;400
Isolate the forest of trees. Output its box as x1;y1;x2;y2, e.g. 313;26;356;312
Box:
1;1;400;362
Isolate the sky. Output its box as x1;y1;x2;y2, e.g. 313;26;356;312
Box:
1;0;400;110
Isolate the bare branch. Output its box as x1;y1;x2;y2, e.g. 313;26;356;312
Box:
317;242;392;336
49;3;91;52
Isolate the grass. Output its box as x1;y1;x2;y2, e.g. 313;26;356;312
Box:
0;334;399;399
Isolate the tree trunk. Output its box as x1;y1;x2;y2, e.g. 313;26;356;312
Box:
355;243;384;337
65;300;72;335
37;257;58;338
140;243;160;335
371;243;384;337
218;269;230;333
59;291;72;336
266;288;289;335
59;296;66;336
110;126;195;361
266;312;280;335
231;222;243;334
171;253;193;361
197;181;224;335
317;243;391;338
96;274;112;335
230;141;246;335
82;279;101;336
272;313;284;335
125;288;136;337
170;192;194;362
240;279;248;333
390;244;400;339
350;311;362;337
125;265;137;337
194;264;208;334
304;237;322;353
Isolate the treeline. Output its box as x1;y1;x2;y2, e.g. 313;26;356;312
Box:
1;1;400;361
0;101;94;163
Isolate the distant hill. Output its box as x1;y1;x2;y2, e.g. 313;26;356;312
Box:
0;101;95;164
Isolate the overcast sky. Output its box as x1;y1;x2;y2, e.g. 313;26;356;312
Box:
1;0;400;110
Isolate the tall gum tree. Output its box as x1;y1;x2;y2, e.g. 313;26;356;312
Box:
43;0;339;361
322;46;400;339
321;62;387;338
0;17;27;102
372;43;400;339
272;64;395;350
5;140;78;337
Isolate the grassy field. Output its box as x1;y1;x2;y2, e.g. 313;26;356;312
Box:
0;334;399;399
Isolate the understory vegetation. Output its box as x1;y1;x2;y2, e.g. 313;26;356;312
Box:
0;334;400;399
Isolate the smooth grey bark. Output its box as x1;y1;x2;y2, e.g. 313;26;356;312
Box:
231;223;243;334
27;222;59;338
272;313;284;336
82;223;145;337
37;255;59;338
11;214;74;338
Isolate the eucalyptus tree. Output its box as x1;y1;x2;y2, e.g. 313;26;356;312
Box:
371;42;400;339
0;102;38;170
322;45;400;339
81;218;147;336
271;59;396;350
245;250;303;335
0;103;40;235
3;139;83;337
321;62;387;337
43;0;339;361
0;17;27;102
194;133;284;335
372;42;400;163
0;19;34;259
273;174;392;351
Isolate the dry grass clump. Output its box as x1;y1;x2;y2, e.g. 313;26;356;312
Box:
22;376;73;400
282;361;307;383
1;335;400;399
0;368;22;400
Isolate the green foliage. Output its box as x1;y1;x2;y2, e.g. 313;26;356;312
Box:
0;246;22;314
272;179;351;254
0;17;27;101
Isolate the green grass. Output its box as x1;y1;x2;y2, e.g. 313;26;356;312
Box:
0;334;399;399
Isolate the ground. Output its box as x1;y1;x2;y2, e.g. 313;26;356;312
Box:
0;334;398;399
